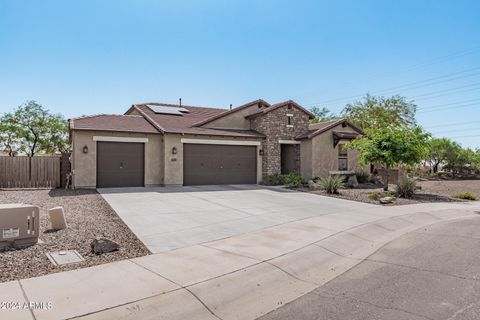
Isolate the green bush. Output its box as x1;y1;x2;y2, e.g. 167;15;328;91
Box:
369;191;379;200
355;170;370;184
261;174;284;186
396;177;417;198
282;173;305;187
261;173;305;187
318;175;344;194
451;192;477;200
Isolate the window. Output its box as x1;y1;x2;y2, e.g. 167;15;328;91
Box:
338;144;348;170
287;114;293;127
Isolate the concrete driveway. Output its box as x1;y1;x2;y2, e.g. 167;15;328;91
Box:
99;185;375;253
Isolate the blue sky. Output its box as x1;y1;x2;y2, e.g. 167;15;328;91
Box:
1;0;479;148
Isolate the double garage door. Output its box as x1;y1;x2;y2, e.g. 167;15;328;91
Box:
183;144;257;186
96;142;257;187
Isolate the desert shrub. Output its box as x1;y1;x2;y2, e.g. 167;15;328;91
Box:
282;173;305;187
385;191;396;197
369;191;379;200
261;174;284;186
318;175;344;194
396;177;417;198
451;192;477;200
355;170;370;184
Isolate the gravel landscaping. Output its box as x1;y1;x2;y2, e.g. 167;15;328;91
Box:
303;179;480;206
0;189;149;283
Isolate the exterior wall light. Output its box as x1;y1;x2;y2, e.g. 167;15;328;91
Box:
82;146;88;154
172;146;177;155
259;149;263;156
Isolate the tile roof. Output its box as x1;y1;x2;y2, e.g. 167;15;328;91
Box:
192;99;270;127
69;114;159;134
69;99;318;140
296;118;365;139
131;103;265;138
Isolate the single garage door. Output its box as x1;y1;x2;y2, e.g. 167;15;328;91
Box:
183;144;257;185
97;142;144;188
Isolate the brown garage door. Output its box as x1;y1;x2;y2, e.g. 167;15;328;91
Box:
97;142;144;188
183;144;257;185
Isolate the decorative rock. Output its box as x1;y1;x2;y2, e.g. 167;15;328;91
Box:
48;207;68;230
90;238;119;255
347;175;359;188
308;180;315;189
307;180;322;191
379;196;395;204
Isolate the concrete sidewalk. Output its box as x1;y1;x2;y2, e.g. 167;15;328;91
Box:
258;217;480;320
1;202;479;320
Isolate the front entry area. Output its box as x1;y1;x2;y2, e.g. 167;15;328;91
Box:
281;144;297;174
96;142;145;188
183;144;257;185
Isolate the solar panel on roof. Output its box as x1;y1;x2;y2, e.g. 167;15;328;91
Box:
147;105;189;115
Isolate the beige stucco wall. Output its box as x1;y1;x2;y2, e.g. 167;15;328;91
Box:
307;124;363;179
201;103;262;130
71;130;163;188
163;133;264;185
300;139;312;178
163;134;183;185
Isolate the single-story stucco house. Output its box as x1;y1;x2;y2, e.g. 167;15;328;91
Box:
68;99;364;188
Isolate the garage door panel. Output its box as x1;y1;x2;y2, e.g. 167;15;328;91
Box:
184;144;256;186
97;142;144;188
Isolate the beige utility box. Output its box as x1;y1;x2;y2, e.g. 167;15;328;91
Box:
48;207;67;230
0;204;40;250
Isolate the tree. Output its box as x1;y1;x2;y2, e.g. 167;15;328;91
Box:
444;146;478;175
43;113;70;154
0;113;21;156
426;138;460;173
349;126;430;190
309;106;337;124
8;101;69;157
342;94;417;130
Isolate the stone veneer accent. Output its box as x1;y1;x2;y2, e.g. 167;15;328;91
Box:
250;105;310;176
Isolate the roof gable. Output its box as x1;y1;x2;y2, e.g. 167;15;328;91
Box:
296;118;365;140
245;100;315;119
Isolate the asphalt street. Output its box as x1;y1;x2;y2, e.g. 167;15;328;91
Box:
259;216;480;320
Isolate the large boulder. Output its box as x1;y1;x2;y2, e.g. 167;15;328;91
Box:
308;180;321;190
347;175;359;188
379;196;395;204
90;238;119;255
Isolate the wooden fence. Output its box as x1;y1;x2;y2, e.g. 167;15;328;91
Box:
0;156;61;188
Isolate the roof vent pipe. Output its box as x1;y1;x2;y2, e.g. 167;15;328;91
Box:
179;98;182;107
230;104;232;110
